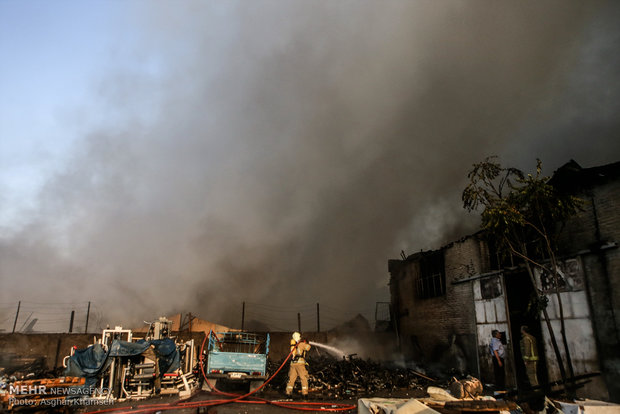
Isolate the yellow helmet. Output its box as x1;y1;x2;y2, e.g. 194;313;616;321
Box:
292;332;301;342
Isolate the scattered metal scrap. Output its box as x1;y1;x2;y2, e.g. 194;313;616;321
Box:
267;354;432;399
0;354;54;380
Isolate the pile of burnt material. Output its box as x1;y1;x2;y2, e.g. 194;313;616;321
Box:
0;353;60;381
267;355;431;399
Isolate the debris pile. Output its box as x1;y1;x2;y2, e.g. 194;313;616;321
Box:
267;355;430;399
0;354;58;380
448;376;483;399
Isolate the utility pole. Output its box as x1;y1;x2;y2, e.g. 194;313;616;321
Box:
85;302;91;333
12;301;21;333
241;302;245;331
69;310;75;333
316;303;320;332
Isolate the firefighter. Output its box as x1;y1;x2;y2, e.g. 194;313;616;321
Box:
520;325;539;387
285;332;311;397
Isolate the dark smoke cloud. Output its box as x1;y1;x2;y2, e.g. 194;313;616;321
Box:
2;1;619;330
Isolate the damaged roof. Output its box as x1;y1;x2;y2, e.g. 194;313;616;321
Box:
550;159;620;192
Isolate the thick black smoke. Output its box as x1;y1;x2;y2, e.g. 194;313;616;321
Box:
1;1;619;331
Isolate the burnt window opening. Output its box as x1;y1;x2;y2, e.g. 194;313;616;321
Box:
480;276;502;299
416;251;446;299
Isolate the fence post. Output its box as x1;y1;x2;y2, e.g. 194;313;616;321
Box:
241;302;245;331
12;301;21;333
316;303;320;332
85;302;91;333
69;310;75;333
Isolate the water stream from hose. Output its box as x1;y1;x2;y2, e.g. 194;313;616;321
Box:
309;341;347;359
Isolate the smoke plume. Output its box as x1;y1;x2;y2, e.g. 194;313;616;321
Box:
1;1;619;331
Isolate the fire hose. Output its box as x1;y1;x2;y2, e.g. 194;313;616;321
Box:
88;332;357;413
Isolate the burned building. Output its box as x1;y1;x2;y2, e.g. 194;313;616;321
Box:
388;160;620;401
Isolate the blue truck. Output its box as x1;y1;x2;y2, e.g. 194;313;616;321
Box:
204;331;270;392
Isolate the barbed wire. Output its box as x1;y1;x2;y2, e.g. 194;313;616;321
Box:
0;301;94;333
241;301;377;331
0;300;381;333
244;302;319;312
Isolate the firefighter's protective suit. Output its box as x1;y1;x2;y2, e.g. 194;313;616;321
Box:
285;332;311;396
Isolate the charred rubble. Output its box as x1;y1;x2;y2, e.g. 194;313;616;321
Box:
267;354;433;399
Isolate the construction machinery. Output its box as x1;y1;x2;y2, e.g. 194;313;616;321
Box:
63;318;199;402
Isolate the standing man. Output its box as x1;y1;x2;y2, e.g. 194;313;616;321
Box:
490;329;505;390
286;332;311;398
520;325;539;387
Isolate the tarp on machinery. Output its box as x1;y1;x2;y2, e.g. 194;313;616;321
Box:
64;338;180;386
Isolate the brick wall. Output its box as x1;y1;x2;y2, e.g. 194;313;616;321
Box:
592;181;620;333
389;236;486;375
575;180;620;402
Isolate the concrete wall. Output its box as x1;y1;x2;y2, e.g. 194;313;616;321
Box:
0;333;100;375
0;332;205;377
0;331;399;379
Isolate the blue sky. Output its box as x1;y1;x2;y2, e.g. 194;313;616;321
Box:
0;0;129;226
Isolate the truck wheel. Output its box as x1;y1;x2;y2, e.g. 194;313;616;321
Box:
249;380;264;393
